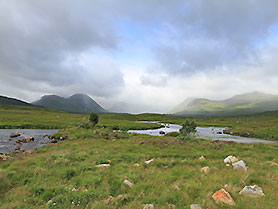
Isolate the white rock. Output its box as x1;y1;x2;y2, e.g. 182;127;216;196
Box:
145;159;154;165
143;204;154;209
47;200;53;205
96;164;110;168
190;204;202;209
123;179;134;188
232;160;247;171
200;166;210;174
226;164;230;167
134;163;140;167
224;155;239;164
199;156;206;160
239;185;265;197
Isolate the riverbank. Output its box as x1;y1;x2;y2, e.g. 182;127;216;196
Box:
1;126;278;208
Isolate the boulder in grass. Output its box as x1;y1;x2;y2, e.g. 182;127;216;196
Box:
145;159;154;165
199;156;206;161
190;204;202;209
123;179;134;188
143;204;154;209
96;164;110;168
212;189;235;206
224;156;239;164
232;160;247;171
239;185;265;197
200;166;210;174
10;132;20;138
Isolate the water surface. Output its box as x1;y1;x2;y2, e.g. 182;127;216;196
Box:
128;122;277;144
0;129;58;154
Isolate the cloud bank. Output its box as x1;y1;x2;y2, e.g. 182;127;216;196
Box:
1;0;278;113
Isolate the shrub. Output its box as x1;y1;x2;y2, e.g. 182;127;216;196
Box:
179;120;197;136
89;113;99;127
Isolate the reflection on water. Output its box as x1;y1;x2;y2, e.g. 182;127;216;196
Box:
0;129;58;154
128;122;277;144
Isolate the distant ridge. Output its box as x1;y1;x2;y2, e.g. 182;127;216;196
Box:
171;92;278;116
32;93;106;113
0;95;33;107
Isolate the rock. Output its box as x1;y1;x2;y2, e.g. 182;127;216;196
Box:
143;204;154;209
60;134;69;140
15;146;20;151
0;154;7;160
145;159;154;165
123;179;134;188
212;189;235;206
23;136;34;143
134;163;140;167
50;138;57;143
239;185;265;197
199;156;206;160
200;166;210;174
217;131;223;134
226;164;230;167
10;132;20;138
232;160;247;171
190;204;202;209
159;131;165;135
224;156;239;164
167;203;176;208
47;200;53;205
96;164;110;168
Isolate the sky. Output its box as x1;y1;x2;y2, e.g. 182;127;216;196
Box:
1;0;278;113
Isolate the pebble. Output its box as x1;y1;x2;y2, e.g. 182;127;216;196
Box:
123;179;134;188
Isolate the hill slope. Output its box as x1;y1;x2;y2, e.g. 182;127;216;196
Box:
171;92;278;116
32;93;106;113
0;95;33;107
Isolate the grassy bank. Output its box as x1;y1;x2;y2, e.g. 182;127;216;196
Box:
1;127;278;208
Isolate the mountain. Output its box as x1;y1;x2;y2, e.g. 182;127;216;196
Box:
0;95;33;107
171;92;278;116
32;94;106;113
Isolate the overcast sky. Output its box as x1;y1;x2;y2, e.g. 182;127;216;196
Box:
1;0;278;113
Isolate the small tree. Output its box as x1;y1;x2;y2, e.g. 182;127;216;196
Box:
89;112;98;127
179;120;197;136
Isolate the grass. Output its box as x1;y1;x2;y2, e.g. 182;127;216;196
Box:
1;127;278;208
1;105;278;208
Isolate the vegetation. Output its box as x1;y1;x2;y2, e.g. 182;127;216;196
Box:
1;105;278;208
1;126;278;208
179;120;197;136
89;113;99;127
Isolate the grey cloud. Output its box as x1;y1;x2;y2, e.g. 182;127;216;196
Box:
0;0;123;100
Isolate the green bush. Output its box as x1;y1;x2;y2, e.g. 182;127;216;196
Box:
179;120;197;136
89;113;98;127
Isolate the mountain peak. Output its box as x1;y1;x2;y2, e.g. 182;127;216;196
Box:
33;93;106;113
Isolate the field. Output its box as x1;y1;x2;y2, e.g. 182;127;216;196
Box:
0;105;278;208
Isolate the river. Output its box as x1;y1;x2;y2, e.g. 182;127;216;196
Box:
0;129;58;154
127;122;277;144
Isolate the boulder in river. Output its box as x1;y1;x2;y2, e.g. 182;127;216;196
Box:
10;132;20;138
23;136;34;143
212;188;235;206
159;131;165;135
239;185;265;197
232;160;247;171
15;146;20;151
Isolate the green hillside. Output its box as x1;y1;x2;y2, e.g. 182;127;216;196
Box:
172;92;278;116
0;95;33;107
32;94;106;114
